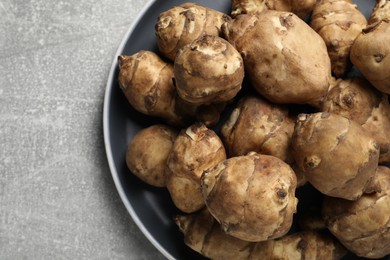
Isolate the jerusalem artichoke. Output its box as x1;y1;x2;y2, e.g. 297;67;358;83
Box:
292;112;380;200
310;0;367;77
155;3;231;61
201;152;298;242
166;123;226;213
174;35;244;105
350;0;390;93
222;12;332;107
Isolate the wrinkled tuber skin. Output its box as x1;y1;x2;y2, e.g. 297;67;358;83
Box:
221;95;295;163
231;0;268;17
322;166;390;258
201;152;298;242
231;0;316;20
174;35;244;105
350;0;390;94
175;209;347;260
118;51;182;125
155;3;231;61
368;0;390;25
166;123;226;213
222;12;332;107
321;77;390;163
118;50;227;127
126;125;178;187
310;0;367;77
292;112;380;200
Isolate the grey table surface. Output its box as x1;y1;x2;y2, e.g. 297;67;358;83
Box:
0;0;166;259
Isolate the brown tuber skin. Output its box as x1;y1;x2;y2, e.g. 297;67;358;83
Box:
175;208;347;260
222;12;332;107
174;35;244;105
368;0;390;25
323;166;390;258
350;0;390;94
201;152;298;242
310;0;367;77
118;51;181;125
221;95;295;163
155;3;231;61
126;125;178;187
292;112;380;200
166;123;226;213
321;77;390;163
118;50;227;127
231;0;316;20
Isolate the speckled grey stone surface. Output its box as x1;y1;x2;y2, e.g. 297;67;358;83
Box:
0;1;165;259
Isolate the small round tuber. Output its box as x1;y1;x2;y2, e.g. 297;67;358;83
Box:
126;124;178;187
174;35;244;105
155;3;231;61
117;51;181;125
221;95;295;162
201;152;298;242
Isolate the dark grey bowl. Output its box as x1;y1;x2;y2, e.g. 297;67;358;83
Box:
103;1;384;259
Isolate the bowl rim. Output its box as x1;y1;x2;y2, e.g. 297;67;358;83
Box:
102;1;174;259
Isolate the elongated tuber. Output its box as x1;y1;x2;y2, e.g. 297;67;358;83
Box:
166;123;226;213
175;208;347;260
222;12;332;107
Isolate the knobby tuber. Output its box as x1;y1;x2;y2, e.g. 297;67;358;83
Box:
350;0;390;93
321;77;390;163
118;51;181;125
292;112;380;200
310;0;367;77
221;95;294;162
118;50;227;127
155;3;231;61
174;35;244;105
231;0;316;20
201;152;298;242
323;166;390;258
166;123;226;213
